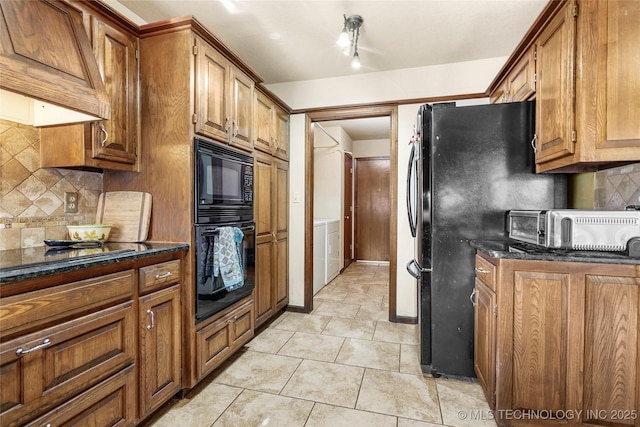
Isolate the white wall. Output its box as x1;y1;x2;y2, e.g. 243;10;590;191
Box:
288;115;307;307
353;139;390;158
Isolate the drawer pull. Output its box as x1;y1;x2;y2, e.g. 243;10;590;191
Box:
155;271;173;280
16;338;51;356
146;309;155;330
475;267;489;274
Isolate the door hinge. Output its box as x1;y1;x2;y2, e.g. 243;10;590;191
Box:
493;305;498;317
193;45;198;56
350;168;353;174
135;48;139;61
192;113;197;124
573;4;578;18
533;73;537;83
533;51;537;61
571;130;577;142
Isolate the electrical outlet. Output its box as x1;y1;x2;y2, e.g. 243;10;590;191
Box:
64;192;78;213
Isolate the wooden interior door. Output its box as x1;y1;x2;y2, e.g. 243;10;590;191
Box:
343;152;353;270
354;157;390;261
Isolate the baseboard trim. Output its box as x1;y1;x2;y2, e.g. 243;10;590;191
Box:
390;315;418;324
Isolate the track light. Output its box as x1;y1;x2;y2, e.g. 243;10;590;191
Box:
337;14;363;69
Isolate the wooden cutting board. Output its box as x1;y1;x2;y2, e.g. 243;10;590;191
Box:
96;191;152;242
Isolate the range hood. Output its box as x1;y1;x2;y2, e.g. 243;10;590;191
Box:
0;0;110;125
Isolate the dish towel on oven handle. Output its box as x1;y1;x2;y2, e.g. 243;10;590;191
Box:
213;227;244;290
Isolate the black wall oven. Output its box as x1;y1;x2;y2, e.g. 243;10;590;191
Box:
194;137;255;323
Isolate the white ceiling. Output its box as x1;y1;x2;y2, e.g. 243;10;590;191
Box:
115;0;547;139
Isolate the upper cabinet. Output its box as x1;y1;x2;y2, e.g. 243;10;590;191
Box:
195;38;254;152
0;0;110;120
490;0;640;173
40;2;140;171
253;89;290;160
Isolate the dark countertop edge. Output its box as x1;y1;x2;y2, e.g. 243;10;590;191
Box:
0;242;189;285
470;240;640;265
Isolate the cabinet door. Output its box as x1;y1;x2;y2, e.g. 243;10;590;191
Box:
255;240;274;326
474;278;496;409
0;303;135;427
583;275;639;426
592;0;640;151
229;65;254;151
490;80;509;104
91;17;138;165
274;160;289;310
274;106;290;161
139;285;181;418
254;90;275;154
508;47;535;102
535;2;577;164
254;155;274;239
195;39;230;142
512;270;576;413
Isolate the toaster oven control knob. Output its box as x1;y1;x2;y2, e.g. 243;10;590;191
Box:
628;237;640;258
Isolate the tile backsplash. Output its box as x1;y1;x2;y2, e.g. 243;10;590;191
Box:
0;119;102;250
594;163;640;209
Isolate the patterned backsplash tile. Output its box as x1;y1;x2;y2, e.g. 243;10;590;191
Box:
0;119;102;250
594;163;640;210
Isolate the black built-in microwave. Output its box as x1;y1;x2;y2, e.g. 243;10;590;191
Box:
195;137;253;224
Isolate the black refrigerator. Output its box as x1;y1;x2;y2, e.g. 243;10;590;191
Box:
406;101;566;378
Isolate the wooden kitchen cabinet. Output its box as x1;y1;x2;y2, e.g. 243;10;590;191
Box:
40;2;140;171
254;152;289;327
490;46;535;104
195;38;254;152
253;88;290;160
195;296;254;379
138;284;181;419
473;255;497;409
474;251;640;426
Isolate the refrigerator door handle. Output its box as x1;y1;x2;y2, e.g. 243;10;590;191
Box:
406;144;417;237
406;259;432;279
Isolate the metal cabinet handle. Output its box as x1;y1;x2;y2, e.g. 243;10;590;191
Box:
475;267;489;274
470;289;477;307
155;271;173;280
530;134;537;153
146;309;155;330
232;120;238;137
99;123;108;147
16;339;51;356
227;315;238;324
224;117;231;134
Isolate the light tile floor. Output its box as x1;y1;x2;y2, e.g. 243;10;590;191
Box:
142;262;496;427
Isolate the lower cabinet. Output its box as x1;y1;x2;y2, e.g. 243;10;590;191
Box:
474;252;640;426
138;284;182;419
196;297;254;379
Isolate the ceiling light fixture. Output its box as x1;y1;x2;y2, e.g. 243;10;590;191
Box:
337;14;363;69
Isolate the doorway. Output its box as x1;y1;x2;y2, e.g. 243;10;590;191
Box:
304;106;399;321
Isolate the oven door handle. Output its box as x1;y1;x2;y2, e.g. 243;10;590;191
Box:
202;224;255;236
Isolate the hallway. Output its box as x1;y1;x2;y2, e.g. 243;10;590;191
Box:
143;262;495;426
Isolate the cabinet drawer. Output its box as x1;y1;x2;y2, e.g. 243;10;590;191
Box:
25;365;136;427
0;302;135;427
475;255;496;291
139;259;181;294
196;298;254;379
0;270;135;339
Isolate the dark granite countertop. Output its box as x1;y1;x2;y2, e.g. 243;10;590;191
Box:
0;242;189;284
470;239;640;265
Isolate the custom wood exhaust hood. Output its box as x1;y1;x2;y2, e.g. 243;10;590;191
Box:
0;0;110;124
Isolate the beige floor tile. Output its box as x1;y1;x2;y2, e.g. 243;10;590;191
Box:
312;301;360;319
397;418;444;427
212;389;314;427
212;350;301;393
142;382;242;427
321;317;376;340
436;377;497;427
340;282;372;294
306;403;397;427
272;311;331;334
342;292;384;307
400;344;423;375
278;331;345;362
368;283;389;295
356;369;442;423
355;304;390;322
244;328;294;354
336;338;400;371
373;321;419;345
314;286;348;302
281;359;365;408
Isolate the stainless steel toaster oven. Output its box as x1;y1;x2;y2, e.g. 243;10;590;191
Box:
507;209;640;252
